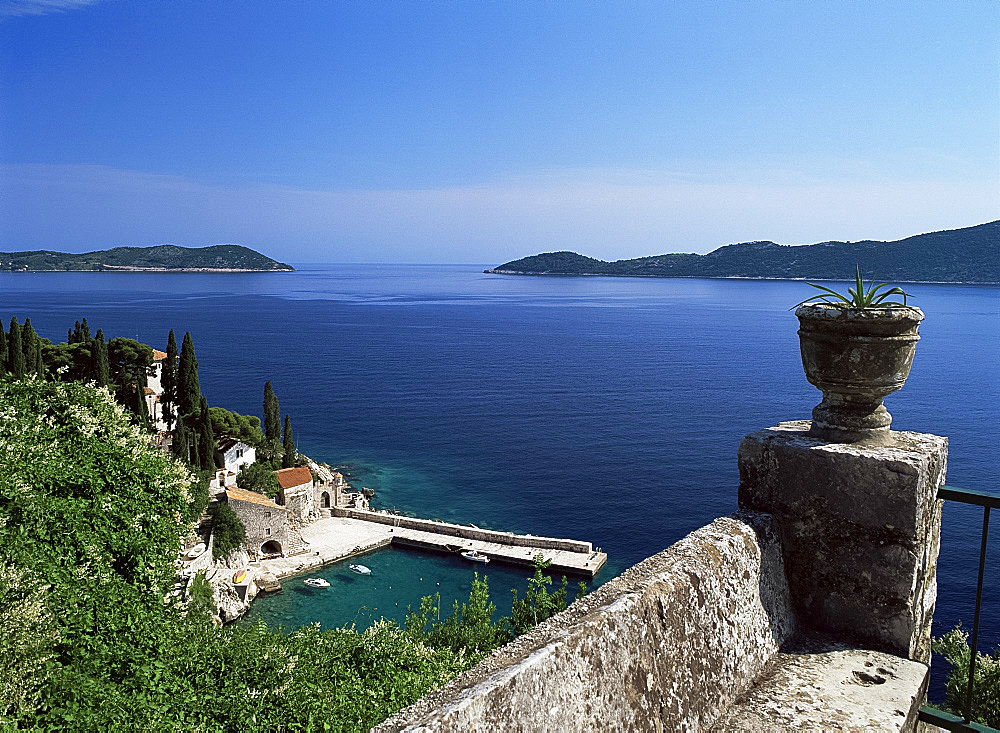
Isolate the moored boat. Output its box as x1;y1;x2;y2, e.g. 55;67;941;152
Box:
304;578;330;588
461;550;490;564
349;564;372;575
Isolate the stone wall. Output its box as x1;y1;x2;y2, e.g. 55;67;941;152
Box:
376;513;795;731
282;484;314;523
336;508;593;553
227;495;288;560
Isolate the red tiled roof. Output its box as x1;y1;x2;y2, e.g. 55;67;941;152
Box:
276;466;312;490
143;387;155;395
152;349;168;361
226;486;283;509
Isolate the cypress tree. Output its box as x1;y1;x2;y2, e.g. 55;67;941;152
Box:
177;332;201;418
80;317;91;342
21;319;39;376
263;381;280;443
172;416;188;461
162;330;178;430
0;320;7;372
135;382;151;430
281;415;295;468
94;330;111;386
34;344;42;376
198;396;216;470
8;317;25;378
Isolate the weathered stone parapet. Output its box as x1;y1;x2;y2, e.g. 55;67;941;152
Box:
714;638;929;731
737;421;947;662
376;513;796;732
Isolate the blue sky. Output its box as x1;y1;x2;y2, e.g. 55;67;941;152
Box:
1;1;997;263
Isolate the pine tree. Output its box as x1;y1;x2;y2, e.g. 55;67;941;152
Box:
0;320;7;372
264;381;281;443
177;332;201;418
8;317;25;378
198;396;216;470
282;415;295;468
94;330;111;386
162;330;178;430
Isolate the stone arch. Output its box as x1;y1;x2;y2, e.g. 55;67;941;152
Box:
260;540;282;556
321;491;331;508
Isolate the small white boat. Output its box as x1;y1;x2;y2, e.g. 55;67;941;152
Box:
349;564;372;575
461;550;490;564
184;542;206;560
304;578;330;588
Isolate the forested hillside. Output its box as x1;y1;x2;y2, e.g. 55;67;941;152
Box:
488;221;1000;283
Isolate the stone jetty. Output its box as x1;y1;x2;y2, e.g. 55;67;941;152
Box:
256;511;606;580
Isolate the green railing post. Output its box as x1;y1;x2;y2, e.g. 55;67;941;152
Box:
922;485;1000;732
964;505;990;723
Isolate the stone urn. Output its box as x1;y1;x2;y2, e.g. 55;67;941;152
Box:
796;303;924;444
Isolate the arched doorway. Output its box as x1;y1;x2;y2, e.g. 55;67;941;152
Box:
260;540;282;556
321;491;331;508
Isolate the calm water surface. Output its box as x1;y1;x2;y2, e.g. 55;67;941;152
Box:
2;264;997;696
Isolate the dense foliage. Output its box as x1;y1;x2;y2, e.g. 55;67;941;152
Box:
932;626;1000;727
209;406;265;448
209;501;247;560
235;462;280;498
0;244;293;271
1;379;578;731
489;220;1000;283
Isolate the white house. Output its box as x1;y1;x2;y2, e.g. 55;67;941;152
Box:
218;438;256;475
145;349;170;432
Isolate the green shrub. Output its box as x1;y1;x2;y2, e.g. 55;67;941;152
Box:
209;502;246;560
932;625;1000;727
509;555;571;634
187;571;217;621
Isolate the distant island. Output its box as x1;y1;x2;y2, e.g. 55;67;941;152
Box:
487;220;1000;284
0;244;294;272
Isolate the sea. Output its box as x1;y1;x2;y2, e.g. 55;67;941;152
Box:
2;263;996;698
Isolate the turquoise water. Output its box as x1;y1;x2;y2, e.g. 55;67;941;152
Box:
241;546;579;631
2;265;997;697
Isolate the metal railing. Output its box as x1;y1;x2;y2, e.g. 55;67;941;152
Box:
918;484;999;733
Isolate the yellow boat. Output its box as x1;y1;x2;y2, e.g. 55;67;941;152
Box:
233;569;247;584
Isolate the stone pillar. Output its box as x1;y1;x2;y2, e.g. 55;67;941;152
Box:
738;420;946;662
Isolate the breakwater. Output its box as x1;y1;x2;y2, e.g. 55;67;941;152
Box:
256;513;606;582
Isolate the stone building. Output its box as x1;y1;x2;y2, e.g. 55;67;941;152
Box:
276;466;315;523
225;486;288;560
315;468;346;510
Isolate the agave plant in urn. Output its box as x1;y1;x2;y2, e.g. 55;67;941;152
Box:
793;267;923;445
